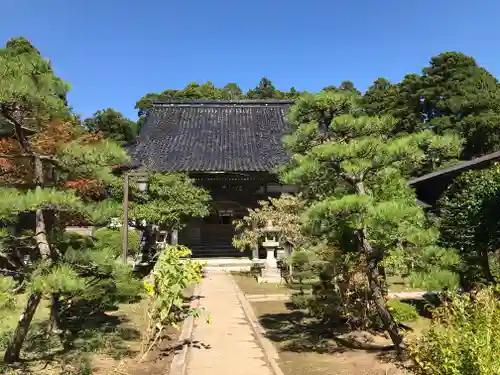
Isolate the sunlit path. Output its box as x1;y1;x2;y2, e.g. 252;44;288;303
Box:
186;271;274;375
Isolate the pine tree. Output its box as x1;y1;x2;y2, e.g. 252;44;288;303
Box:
0;36;211;363
281;92;462;352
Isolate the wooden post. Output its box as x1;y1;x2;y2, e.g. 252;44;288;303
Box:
171;229;178;245
122;172;129;263
252;244;259;260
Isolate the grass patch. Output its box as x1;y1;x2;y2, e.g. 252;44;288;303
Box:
387;275;424;293
231;272;290;295
231;271;317;295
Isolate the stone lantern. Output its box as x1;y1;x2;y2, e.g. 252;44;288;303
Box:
258;220;282;283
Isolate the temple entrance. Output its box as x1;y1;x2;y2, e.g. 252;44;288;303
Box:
179;200;250;258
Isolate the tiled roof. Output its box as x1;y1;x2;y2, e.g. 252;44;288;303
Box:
131;100;293;172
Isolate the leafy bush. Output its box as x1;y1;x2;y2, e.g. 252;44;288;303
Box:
386;299;419;323
291;250;316;283
409;287;500;375
438;165;500;286
0;276;16;309
94;227;141;258
142;245;206;359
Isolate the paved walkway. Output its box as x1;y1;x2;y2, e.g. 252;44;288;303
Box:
186;271;274;375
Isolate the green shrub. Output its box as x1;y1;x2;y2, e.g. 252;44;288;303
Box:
438;165;500;286
386;299;419;323
94;227;141;257
291;250;316;282
409;287;500;375
0;276;16;310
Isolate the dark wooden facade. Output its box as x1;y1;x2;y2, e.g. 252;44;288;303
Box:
179;172;289;258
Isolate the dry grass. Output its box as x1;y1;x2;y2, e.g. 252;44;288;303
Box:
232;272;291;295
251;300;410;375
232;272;422;298
0;287;196;375
236;270;431;375
386;276;423;293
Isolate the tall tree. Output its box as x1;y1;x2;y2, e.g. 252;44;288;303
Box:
0;36;126;362
363;52;500;159
281;92;461;352
222;82;244;99
84;108;137;144
246;77;280;99
0;129;139;362
419;52;500;158
323;81;360;96
339;80;361;95
0;37;70;147
361;77;394;116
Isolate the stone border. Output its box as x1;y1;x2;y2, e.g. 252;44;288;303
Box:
169;282;203;375
230;276;286;375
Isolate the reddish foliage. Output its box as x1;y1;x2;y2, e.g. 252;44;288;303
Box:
63;178;106;199
77;130;103;144
31;120;78;154
0;137;31;184
0;121;113;199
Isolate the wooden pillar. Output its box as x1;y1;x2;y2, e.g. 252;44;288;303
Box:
171;229;178;245
122;172;129;263
252;244;259;260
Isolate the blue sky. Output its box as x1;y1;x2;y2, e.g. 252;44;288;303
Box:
2;0;499;120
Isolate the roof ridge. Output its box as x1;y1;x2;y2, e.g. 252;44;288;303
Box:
152;99;294;106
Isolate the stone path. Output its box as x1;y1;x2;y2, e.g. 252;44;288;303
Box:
186;271;275;375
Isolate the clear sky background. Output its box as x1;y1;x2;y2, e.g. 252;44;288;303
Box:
1;0;499;120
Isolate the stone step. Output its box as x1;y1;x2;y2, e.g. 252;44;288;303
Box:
185;257;255;272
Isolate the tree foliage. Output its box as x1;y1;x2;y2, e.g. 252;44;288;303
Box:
83;108;137;144
438;165;500;287
0;37;70;144
0;36;210;363
233;194;306;252
323;80;361;96
130;173;210;231
409;287;500;375
362;52;500;160
0;131;140;362
134;77;304;122
281;92;462;351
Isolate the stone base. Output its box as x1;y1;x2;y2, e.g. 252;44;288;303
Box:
257;268;282;284
257;276;282;284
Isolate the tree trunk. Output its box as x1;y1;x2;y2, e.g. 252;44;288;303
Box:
479;249;495;284
379;265;388;297
141;225;156;261
4;154;55;362
49;293;63;334
354;181;404;353
358;230;404;352
35;208;51;258
3;292;42;363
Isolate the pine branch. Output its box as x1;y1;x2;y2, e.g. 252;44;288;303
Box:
0;107;30;151
0;268;26;277
0;153;59;164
